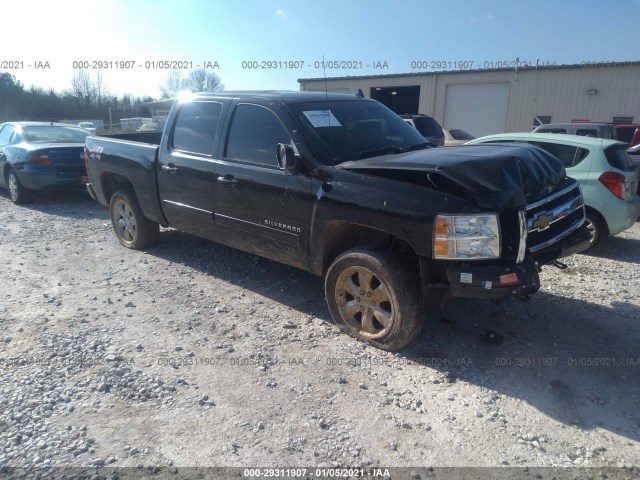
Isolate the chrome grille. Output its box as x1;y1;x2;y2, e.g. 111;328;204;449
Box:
525;179;585;253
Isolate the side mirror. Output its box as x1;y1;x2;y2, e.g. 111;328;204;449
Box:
276;143;299;172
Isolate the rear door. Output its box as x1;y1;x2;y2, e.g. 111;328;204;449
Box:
212;102;313;270
157;100;227;239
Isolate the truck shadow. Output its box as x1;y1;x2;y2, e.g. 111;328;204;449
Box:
149;229;640;443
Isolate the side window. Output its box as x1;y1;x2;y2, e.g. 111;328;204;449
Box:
573;147;590;167
0;125;15;145
225;104;291;167
528;141;579;167
576;129;597;137
171;102;222;155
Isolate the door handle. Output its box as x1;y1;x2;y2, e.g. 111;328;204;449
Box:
216;175;238;187
161;163;177;173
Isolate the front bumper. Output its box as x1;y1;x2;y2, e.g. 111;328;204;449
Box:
446;256;540;300
443;223;591;300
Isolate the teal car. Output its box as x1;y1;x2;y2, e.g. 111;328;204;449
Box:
467;133;640;249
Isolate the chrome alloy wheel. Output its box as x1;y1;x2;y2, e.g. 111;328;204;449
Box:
112;199;137;243
8;173;19;202
585;217;596;244
334;266;393;339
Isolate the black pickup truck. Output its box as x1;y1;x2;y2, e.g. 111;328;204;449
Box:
85;91;590;351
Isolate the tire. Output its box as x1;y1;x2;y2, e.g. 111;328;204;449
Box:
324;246;423;351
109;189;159;249
6;168;31;205
584;209;607;251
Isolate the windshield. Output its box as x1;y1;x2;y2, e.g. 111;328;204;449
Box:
413;116;443;138
289;100;429;165
23;126;91;144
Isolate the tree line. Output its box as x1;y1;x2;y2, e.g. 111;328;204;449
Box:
0;69;223;123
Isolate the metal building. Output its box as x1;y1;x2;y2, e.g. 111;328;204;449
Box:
298;62;640;138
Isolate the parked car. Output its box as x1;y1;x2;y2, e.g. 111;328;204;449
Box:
78;121;97;134
628;144;640;193
85;92;590;351
615;124;640;146
400;114;445;146
0;122;91;204
443;128;475;146
532;122;616;140
467;133;640;249
136;123;159;133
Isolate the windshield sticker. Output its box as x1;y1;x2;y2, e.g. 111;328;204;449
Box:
303;110;342;128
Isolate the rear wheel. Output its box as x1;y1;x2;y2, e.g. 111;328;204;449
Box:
584;209;607;250
7;169;31;205
109;189;159;249
324;246;423;351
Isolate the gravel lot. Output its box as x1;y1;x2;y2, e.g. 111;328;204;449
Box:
0;189;639;478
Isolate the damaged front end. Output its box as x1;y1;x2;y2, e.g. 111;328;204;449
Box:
430;177;590;301
339;143;591;302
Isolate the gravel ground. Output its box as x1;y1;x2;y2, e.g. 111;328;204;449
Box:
0;189;639;479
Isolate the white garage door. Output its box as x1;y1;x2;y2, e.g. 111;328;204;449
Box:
444;83;510;137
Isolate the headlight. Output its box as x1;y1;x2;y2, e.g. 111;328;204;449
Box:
433;214;501;260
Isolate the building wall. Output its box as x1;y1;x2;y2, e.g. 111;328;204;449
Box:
299;65;640;133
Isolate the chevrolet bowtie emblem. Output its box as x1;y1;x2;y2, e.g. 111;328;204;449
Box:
532;213;553;231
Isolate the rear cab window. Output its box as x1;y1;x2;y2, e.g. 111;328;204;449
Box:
171;101;223;156
576;129;598;137
538;128;567;134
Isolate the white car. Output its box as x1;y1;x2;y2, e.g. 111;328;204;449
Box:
78;122;96;134
136;123;159;132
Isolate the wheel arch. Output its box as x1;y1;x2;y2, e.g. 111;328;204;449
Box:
584;205;609;235
100;172;136;205
312;221;420;276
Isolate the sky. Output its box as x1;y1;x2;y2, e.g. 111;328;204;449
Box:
4;0;640;98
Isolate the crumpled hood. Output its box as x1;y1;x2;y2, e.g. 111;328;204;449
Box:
337;143;566;210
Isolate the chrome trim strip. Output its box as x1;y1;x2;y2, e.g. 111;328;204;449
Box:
214;213;300;246
525;182;580;211
527;198;584;232
517;209;527;263
162;200;212;215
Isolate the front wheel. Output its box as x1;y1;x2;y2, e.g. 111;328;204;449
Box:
109;189;159;249
324;246;423;351
584;209;607;251
7;169;31;205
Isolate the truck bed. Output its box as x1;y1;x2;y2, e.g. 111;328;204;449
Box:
85;135;165;225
